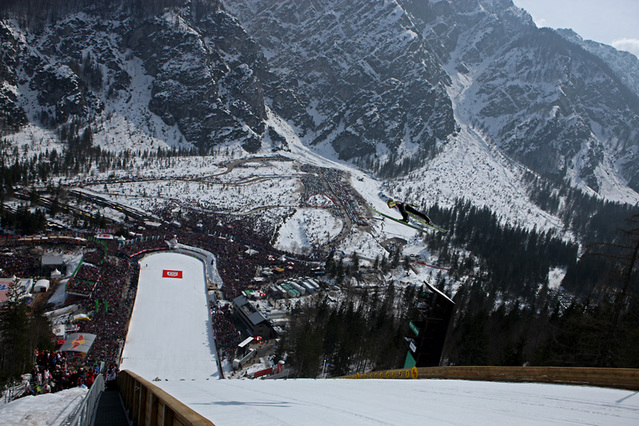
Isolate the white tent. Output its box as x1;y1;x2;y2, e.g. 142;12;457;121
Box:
51;269;62;279
52;324;65;337
34;279;50;293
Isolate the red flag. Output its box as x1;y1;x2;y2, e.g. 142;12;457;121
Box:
162;270;183;279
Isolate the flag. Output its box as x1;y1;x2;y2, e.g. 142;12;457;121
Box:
60;333;96;354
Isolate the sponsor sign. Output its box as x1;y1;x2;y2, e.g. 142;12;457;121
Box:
60;333;96;354
70;334;86;350
162;270;183;279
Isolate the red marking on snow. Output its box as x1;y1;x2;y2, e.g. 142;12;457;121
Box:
162;270;183;278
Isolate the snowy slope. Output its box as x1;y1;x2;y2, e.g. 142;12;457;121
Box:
157;378;639;426
114;252;639;426
389;124;570;232
2;251;639;425
0;387;89;426
119;252;219;381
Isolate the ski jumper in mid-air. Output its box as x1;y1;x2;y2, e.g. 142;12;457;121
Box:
387;199;432;225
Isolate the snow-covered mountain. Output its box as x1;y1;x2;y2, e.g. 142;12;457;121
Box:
225;0;456;165
226;0;639;200
2;0;639;219
0;0;271;152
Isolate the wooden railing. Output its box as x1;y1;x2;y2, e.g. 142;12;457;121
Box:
116;366;638;425
117;370;214;426
341;366;639;391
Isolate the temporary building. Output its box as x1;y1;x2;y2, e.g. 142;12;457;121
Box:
53;324;66;337
34;279;50;293
245;248;259;256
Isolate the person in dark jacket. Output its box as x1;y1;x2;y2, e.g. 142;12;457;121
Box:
387;199;432;224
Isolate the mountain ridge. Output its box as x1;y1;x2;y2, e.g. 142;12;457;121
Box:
225;0;639;201
1;0;639;223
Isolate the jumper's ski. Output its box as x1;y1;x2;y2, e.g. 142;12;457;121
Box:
370;207;448;233
407;213;449;233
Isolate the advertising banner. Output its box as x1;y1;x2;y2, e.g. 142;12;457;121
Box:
162;270;183;279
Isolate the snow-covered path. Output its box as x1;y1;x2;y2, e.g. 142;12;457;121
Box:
119;251;219;381
119;252;639;425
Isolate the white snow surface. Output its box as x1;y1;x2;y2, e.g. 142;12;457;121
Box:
2;251;639;425
274;208;343;254
158;378;639;426
119;251;219;381
0;387;88;426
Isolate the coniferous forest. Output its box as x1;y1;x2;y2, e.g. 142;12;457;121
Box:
283;203;639;377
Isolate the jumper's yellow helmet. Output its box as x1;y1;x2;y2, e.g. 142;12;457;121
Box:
387;199;396;208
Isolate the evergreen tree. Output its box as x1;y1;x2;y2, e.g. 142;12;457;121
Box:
0;280;31;387
455;309;489;365
325;253;335;276
391;247;400;269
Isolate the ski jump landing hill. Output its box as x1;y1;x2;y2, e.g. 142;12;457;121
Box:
118;251;639;426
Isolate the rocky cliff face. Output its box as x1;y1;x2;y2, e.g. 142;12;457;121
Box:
0;1;271;152
227;0;639;194
0;22;29;132
418;1;639;193
1;0;639;198
226;0;456;166
124;7;271;151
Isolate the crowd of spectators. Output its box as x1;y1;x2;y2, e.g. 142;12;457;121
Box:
1;203;324;397
82;248;105;265
0;250;41;278
66;241;109;296
75;256;135;367
118;235;168;258
163;210;318;300
300;164;367;227
26;350;99;396
210;304;241;359
0;236;135;397
67;263;100;296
